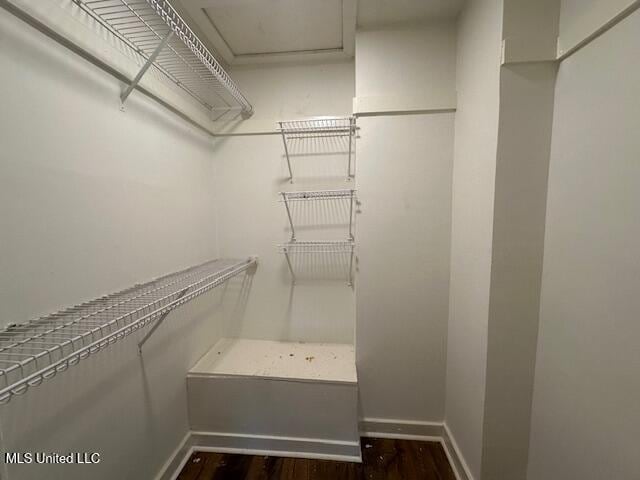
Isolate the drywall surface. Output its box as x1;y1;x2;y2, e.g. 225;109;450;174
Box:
215;61;355;134
558;0;639;55
213;61;356;343
501;0;560;62
352;21;455;424
5;0;218;133
527;9;640;480
355;114;453;422
481;63;556;480
354;22;457;113
0;7;238;480
445;0;503;478
0;6;219;333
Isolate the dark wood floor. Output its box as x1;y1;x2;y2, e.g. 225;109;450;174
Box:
177;438;456;480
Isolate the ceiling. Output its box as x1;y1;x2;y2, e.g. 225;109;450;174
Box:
202;0;343;56
357;0;465;28
176;0;464;66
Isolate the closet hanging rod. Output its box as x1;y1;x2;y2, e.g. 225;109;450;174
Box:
0;257;257;405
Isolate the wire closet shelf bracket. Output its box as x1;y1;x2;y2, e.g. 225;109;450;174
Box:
0;257;257;405
74;0;253;118
277;117;357;182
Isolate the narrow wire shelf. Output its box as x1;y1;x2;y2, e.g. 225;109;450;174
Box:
278;241;355;285
0;257;257;404
75;0;252;117
278;241;355;254
277;117;356;138
277;117;357;181
279;189;356;241
279;189;356;202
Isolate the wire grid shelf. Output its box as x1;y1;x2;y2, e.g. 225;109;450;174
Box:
277;117;356;139
278;241;355;254
278;241;355;285
0;258;256;404
75;0;252;117
280;189;356;241
277;117;357;181
279;189;356;202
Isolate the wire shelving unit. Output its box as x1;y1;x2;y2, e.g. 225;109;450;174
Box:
0;257;257;405
74;0;253;118
277;117;357;182
280;189;357;242
278;241;355;286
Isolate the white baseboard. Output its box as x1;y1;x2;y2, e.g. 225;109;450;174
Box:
442;423;473;480
155;431;361;480
153;431;193;480
359;417;444;441
359;417;472;480
191;431;362;463
156;422;473;480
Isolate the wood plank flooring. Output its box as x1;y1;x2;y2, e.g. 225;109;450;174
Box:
177;438;456;480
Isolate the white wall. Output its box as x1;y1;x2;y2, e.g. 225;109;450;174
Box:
354;22;455;424
481;62;556;480
355;114;453;422
527;9;640;480
445;0;503;478
558;0;639;55
0;7;242;479
501;0;559;63
0;13;217;327
354;22;457;114
213;61;357;343
215;61;356;134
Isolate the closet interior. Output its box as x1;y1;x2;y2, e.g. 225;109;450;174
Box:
0;0;638;479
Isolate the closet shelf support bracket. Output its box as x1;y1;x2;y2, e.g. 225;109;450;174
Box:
121;30;174;105
137;285;188;353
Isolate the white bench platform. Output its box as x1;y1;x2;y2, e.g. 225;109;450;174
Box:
187;338;361;462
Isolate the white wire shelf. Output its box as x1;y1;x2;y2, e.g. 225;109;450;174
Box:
0;257;257;405
277;117;357;182
277;118;356;137
279;189;356;241
279;189;356;202
75;0;253;117
278;241;355;285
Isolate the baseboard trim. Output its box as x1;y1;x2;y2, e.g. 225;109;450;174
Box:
359;417;444;441
154;431;193;480
442;423;473;480
191;431;362;463
359;418;471;480
157;422;472;480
